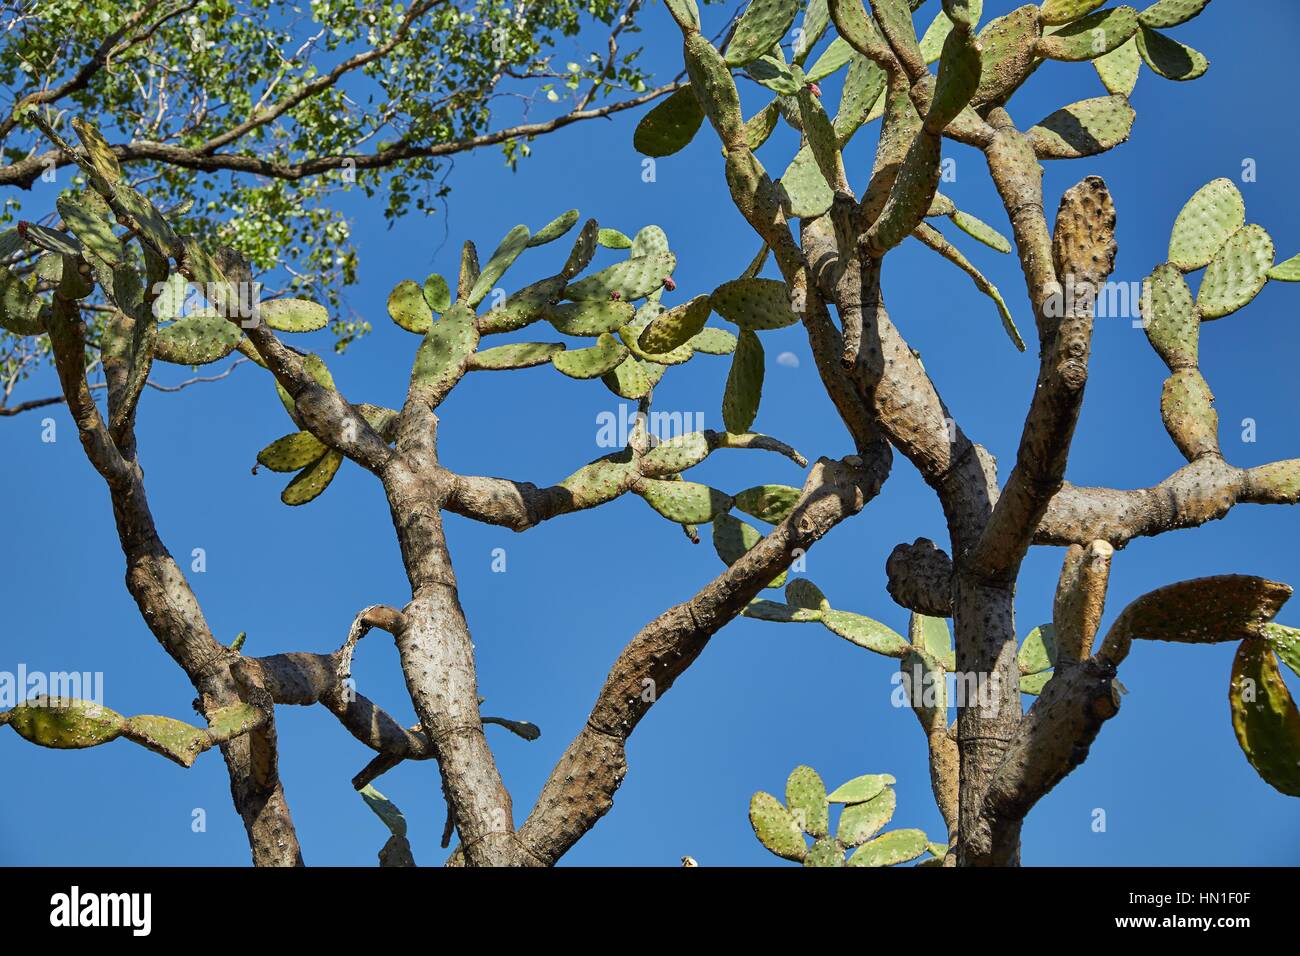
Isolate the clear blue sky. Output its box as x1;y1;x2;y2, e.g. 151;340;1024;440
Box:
1;0;1297;866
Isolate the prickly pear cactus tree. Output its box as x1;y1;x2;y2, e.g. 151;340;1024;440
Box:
3;0;1297;869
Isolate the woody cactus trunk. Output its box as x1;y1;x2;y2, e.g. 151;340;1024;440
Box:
2;0;1298;866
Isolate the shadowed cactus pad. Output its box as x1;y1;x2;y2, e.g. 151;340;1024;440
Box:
710;278;799;330
564;253;675;302
725;0;801;67
712;512;785;588
468;224;531;306
635;86;705;157
153;311;241;365
1036;6;1138;62
258;431;328;472
389;279;433;334
551;332;628;378
639;295;711;352
1229;638;1300;797
282;449;343;506
528;209;580;247
548;299;634;336
723;329;764;433
1027;96;1135;159
1136;24;1208;80
973;5;1041;105
734;484;801;523
1040;0;1107;25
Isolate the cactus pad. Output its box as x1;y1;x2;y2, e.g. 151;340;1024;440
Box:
467;224;531;306
410;303;477;395
1017;623;1059;675
822;610;911;657
827;773;895;804
928;29;983;133
551;332;628;378
360;784;409;837
1093;35;1141;95
634;86;705;157
778;144;835;220
478;277;565;334
562;219;600;279
5;698;124;748
1027;95;1135;159
836;787;896;847
1141;263;1198;370
950;209;1012;253
834;56;887;146
786;578;831;613
742;600;823;622
1138;0;1209;29
805;837;846;867
847;828;929;866
473;342;566;370
631;225;671;260
559;453;637;508
1136;25;1208;80
725;0;801;67
1039;0;1106;25
153;311;241;365
282;449;343;505
710;278;799;330
1229;638;1300;797
688;327;739;355
257;431;328;472
723;329;765;433
598;228;633;249
423;273;452;312
1037;6;1138;62
547;299;633;337
564;253;675;302
261;298;328;333
388;279;433;334
602;355;666;399
712;512;785;588
683;32;744;142
973;5;1042;105
1197;224;1274;320
527;209;580;247
639;295;712;353
636;478;732;523
1169;179;1245;273
1267;255;1300;283
1160;368;1219;460
734;484;801;523
664;0;701;30
749;791;808;861
806;37;856;82
785;765;829;837
640;432;712;475
0;269;46;335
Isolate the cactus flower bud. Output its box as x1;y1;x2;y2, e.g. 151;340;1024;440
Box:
610;290;622;301
808;82;822;98
664;276;677;292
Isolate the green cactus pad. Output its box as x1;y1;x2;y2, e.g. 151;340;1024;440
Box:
806;37;856;82
473;342;566;370
1019;671;1053;695
710;278;799;330
725;0;801;67
786;578;831;613
261;298;328;333
949;210;1012;253
742;600;823;622
749;791;808;861
423;273;452;312
804;837;846;867
388;279;433;334
798;88;843;192
114;185;179;258
873;0;925;67
57;193;123;266
1136;25;1208;80
834;56;887;146
467;225;531;307
822;610;911;657
794;0;832;62
598;228;633;249
410;303;477;394
637;478;732;523
457;240;480;302
836;787;896;847
1093;35;1141;95
1037;6;1138;62
973;5;1042;105
919;615;955;670
688;327;739;355
634;85;706;158
847;828;929;866
684;32;744;142
778;144;834;220
640;432;712;476
928;29;983;132
559;453;636;508
1026;95;1135;159
1040;0;1107;24
1197;224;1274;320
747;53;803;96
741;101;781;152
257;431;328;472
21;223;80;257
602;354;666;399
1138;0;1209;29
1169;179;1245;273
1229;638;1300;797
5;698;125;748
546;299;635;337
564;253;675;302
631;225;671;260
551;332;628;378
70;117;123;184
153;311;241;365
723;330;765;433
282;449;343;505
734;484;801;524
869;129;943;253
1141;263;1199;370
478;277;565;334
528;209;580;247
360;784;409;837
828;0;892;62
122;715;210;767
785;765;829;837
1267;255;1300;282
712;512;786;588
1161;368;1219;460
827;773;895;804
639;296;712;353
562;219;600;280
0;268;46;335
1017;623;1058;675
